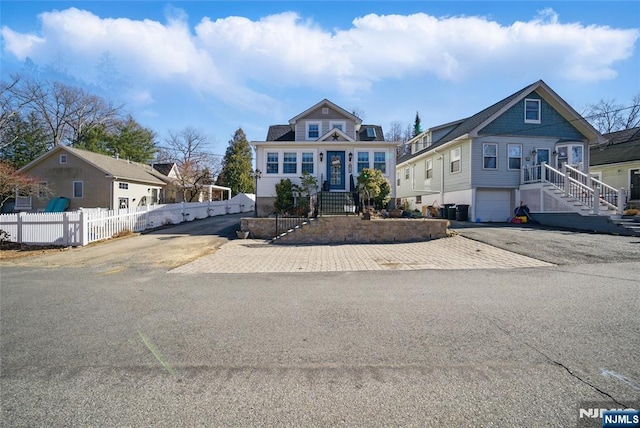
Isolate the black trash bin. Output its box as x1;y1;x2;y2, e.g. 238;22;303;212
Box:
447;205;457;220
440;203;454;219
456;204;470;221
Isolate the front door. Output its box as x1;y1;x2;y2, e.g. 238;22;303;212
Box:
326;151;345;190
533;148;549;181
631;169;640;200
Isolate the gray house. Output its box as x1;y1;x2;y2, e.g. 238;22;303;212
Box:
396;80;612;223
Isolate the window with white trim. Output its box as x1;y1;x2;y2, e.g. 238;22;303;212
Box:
266;152;278;174
306;122;320;139
283;152;297;174
524;99;541;124
508;144;522;170
373;152;386;173
450;147;461;173
425;158;433;179
357;152;369;173
301;152;314;174
483;143;497;169
396;172;401;186
73;181;83;198
119;182;129;190
60;154;67;164
405;167;410;180
329;121;345;132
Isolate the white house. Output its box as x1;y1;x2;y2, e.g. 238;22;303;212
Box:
251;99;398;216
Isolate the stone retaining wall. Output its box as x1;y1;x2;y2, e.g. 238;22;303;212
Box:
240;216;448;244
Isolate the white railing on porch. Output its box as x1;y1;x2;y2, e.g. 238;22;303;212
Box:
521;162;626;215
0;198;253;247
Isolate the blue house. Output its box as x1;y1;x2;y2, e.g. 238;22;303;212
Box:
396;80;630;230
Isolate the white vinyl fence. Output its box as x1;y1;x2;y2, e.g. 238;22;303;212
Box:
0;195;254;247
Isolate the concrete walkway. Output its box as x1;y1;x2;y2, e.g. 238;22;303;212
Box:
170;235;553;274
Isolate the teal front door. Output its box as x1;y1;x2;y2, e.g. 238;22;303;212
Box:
326;151;345;190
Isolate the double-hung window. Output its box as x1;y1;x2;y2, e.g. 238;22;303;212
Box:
283;152;297;174
266;152;278;174
357;152;369;173
483;143;498;169
425;158;433;179
524;99;541;124
450;147;461;173
373;152;386;173
307;122;320;139
508;144;522;170
301;152;314;174
405;167;410;180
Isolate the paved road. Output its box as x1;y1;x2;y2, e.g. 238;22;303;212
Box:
1;217;639;427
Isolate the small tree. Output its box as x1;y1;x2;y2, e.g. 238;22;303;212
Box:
0;162;50;210
357;168;391;210
274;178;294;214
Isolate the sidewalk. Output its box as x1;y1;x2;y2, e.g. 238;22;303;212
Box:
170;235;553;274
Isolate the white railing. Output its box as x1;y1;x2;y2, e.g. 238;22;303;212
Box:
0;196;254;246
521;162;626;215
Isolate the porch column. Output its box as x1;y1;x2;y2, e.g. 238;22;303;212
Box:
618;188;626;215
592;187;600;215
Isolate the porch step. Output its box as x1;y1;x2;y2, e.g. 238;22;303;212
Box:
610;217;640;236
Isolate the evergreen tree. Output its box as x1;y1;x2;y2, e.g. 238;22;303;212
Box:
412;112;422;137
75;116;156;163
216;128;254;196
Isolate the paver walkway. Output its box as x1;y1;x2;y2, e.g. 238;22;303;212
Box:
170;235;553;274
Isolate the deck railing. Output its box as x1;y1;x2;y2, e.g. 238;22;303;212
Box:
521;162;625;215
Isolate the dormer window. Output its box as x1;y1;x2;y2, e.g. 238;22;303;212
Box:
524;98;541;124
366;128;376;138
307;122;320;140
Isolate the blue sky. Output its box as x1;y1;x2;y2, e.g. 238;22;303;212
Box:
1;1;639;157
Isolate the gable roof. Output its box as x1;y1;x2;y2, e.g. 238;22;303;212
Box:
590;127;640;166
398;80;604;164
288;99;362;126
21;145;165;185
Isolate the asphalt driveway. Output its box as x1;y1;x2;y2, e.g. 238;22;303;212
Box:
449;221;640;265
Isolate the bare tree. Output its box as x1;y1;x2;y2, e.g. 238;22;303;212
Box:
583;93;640;134
385;121;404;142
161;127;221;202
7;76;122;149
0;75;42;149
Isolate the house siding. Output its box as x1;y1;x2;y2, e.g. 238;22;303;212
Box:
295;107;357;141
471;136;560;188
25;153;112;210
479;92;586;140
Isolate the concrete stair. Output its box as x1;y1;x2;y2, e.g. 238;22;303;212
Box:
610;217;640;236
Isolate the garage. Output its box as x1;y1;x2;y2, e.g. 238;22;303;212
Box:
475;189;513;222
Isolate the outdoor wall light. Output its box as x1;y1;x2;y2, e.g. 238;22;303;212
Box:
348;152;353;162
552;150;557;156
531;149;537;155
319;152;324;162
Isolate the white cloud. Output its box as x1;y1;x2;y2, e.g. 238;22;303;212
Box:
1;7;638;105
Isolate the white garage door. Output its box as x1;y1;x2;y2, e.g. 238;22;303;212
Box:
475;189;512;222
